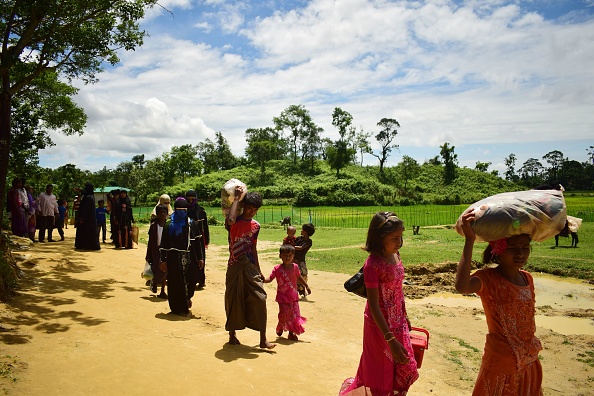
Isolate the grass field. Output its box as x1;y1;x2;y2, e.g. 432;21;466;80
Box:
207;222;594;281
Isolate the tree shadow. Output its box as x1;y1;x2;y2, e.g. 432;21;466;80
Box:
1;243;119;342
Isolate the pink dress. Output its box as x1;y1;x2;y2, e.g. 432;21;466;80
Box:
269;263;306;335
340;253;419;396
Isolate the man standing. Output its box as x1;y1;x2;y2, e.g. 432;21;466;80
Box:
37;184;59;242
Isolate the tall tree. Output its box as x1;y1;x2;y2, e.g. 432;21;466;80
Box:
196;139;218;174
587;146;594;165
370;118;400;176
0;0;157;227
396;155;421;190
168;144;202;183
519;158;544;186
215;131;237;170
327;107;355;176
440;142;458;184
273;104;314;164
300;122;323;173
245;127;286;174
354;127;372;166
542;150;564;182
504;153;518;182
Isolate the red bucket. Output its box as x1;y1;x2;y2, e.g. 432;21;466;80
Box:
410;327;430;368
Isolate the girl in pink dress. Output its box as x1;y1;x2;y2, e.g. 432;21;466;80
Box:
340;212;419;396
264;244;311;341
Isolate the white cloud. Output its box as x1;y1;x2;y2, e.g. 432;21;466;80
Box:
39;0;594;171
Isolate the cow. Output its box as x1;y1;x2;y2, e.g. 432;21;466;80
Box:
555;221;579;247
280;216;291;229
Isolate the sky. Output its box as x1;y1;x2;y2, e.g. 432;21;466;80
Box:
38;0;594;176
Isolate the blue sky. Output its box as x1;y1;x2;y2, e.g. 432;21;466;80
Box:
39;0;594;176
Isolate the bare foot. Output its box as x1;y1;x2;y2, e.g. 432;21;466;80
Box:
259;341;276;349
276;330;283;337
288;332;298;341
229;334;241;345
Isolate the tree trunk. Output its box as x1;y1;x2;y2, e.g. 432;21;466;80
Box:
0;89;11;230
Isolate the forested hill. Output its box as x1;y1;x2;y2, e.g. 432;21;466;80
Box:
155;160;521;207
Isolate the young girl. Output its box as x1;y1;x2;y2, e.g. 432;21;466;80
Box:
340;212;419;396
263;244;311;341
455;209;543;395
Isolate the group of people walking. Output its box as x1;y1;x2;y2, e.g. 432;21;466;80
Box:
7;178;66;243
9;177;547;395
145;190;210;315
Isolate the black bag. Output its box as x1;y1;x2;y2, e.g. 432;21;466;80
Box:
344;267;367;298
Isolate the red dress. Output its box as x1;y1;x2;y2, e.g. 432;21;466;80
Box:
340;253;419;396
471;268;543;395
269;263;306;335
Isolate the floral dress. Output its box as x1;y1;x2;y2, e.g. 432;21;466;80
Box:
340;253;419;396
269;263;306;335
471;268;543;396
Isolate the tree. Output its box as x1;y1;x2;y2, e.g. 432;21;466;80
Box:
504;153;518;182
475;161;491;172
370;118;400;176
587;146;594;165
52;163;90;199
519;158;544;186
168;144;202;183
396;155;421;190
273;104;314;164
327;107;355;177
300;122;323;173
542;150;564;182
133;157;166;202
196;139;218;174
9;70;86;179
440;142;458;184
354;127;372;166
215;131;238;170
245;127;286;174
197;132;238;173
0;0;157;227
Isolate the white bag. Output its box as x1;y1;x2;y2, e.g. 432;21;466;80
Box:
221;178;247;216
142;261;154;280
567;216;582;233
454;189;567;242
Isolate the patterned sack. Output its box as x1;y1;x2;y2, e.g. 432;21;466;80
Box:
454;189;566;242
344;267;367;298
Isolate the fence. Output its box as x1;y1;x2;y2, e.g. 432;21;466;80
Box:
122;204;594;228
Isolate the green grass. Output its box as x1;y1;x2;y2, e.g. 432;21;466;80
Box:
207;222;594;280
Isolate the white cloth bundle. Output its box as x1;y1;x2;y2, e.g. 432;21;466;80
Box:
454;190;567;242
221;178;247;216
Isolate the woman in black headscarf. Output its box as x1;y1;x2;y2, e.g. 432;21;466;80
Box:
159;198;203;316
75;183;100;250
114;189;134;249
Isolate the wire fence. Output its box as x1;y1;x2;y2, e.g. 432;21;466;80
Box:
92;203;594;228
188;204;594;228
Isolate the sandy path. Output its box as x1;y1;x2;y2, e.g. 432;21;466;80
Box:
1;226;593;395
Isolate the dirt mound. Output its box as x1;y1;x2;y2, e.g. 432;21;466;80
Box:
404;261;463;299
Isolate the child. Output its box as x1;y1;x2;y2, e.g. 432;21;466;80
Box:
283;225;297;246
146;204;168;299
294;223;315;297
455;209;543;395
96;199;108;243
225;186;275;349
56;199;67;241
64;200;69;229
263;244;311;341
340;212;419;396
